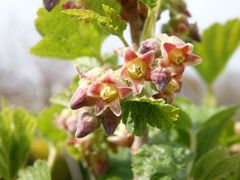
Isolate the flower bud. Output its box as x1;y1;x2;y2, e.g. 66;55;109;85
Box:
234;121;240;136
90;154;109;176
62;0;84;10
43;0;60;12
75;110;100;138
101;109;120;136
151;67;172;92
138;38;161;57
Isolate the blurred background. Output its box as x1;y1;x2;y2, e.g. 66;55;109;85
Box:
0;0;239;111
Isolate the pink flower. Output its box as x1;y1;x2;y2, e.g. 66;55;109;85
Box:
70;68;104;110
121;47;155;94
87;69;132;117
160;35;202;66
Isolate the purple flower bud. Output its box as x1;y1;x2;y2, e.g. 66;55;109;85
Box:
43;0;60;12
101;109;120;136
138;38;161;57
75;111;100;138
151;68;172;92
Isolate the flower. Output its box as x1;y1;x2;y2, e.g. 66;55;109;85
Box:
160;34;202;66
121;47;155;94
70;68;104;110
87;69;132;116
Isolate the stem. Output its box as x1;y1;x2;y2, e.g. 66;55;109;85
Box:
187;130;197;179
47;145;57;172
119;34;129;47
140;0;162;41
203;88;217;108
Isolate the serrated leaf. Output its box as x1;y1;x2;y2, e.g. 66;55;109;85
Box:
132;145;193;180
18;160;51;180
37;105;67;145
196;105;240;159
31;1;107;60
121;97;179;136
0;106;36;180
194;19;240;85
193;146;240;179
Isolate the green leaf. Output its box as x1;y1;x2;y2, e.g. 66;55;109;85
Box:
31;2;107;60
132;145;192;180
194;19;240;85
121;97;179;136
0;106;36;180
196;105;240;159
193;146;240;179
140;0;158;8
18;160;51;180
37;105;67;145
63;4;127;37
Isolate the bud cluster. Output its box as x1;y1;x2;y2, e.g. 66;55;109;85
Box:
69;34;202;138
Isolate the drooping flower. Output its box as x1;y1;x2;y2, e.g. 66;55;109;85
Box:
121;47;155;94
101;109;120;136
160;34;202;66
87;69;132;117
138;38;161;57
70;68;104;110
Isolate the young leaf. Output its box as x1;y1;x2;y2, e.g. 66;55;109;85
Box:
194;19;240;85
193;146;240;179
31;1;107;60
132;145;192;179
0;106;36;180
121;97;179;136
37;105;67;145
18;160;51;180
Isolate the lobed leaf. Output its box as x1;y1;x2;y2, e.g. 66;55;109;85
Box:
121;97;179;136
194;19;240;85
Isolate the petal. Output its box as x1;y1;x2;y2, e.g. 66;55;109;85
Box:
131;79;144;94
144;67;152;81
109;99;121;117
163;42;177;54
185;54;202;66
179;43;193;53
101;69;114;84
123;47;138;63
70;88;87;110
120;67;129;79
87;83;103;97
140;50;155;65
95;99;108;116
118;87;132;99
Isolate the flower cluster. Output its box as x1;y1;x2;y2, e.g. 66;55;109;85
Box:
69;34;202;138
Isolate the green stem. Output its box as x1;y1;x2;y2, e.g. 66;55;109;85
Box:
203;88;217;108
187;130;197;179
47;145;57;172
119;34;129;47
140;0;162;41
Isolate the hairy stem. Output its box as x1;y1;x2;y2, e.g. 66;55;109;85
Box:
47;145;57;172
119;34;129;47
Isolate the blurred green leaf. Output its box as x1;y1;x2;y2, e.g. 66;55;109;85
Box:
0;106;36;180
31;1;107;60
132;145;192;180
193;146;240;179
18;160;51;180
121;97;179;136
196;105;240;159
37;105;67;146
194;19;240;85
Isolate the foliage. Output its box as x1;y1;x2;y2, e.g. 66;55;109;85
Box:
18;160;51;180
194;19;240;85
132;144;193;179
0;105;36;180
121;97;179;136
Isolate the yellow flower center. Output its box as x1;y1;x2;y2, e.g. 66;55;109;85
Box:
100;84;119;102
127;58;147;79
168;48;186;64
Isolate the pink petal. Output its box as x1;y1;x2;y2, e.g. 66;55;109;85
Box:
144;67;152;81
118;87;132;99
95;99;108;116
179;43;193;53
185;54;202;66
87;83;103;97
163;43;176;54
123;47;138;63
109;99;121;116
70;88;87;110
131;79;144;94
120;67;129;79
140;50;155;65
